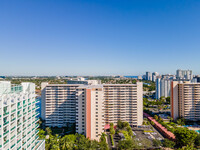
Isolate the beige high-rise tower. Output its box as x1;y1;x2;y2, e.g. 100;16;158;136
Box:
171;81;200;121
41;82;143;141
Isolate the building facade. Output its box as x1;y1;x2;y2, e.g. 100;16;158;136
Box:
171;81;200;121
146;72;152;81
152;72;159;82
156;78;171;99
42;82;143;140
176;69;193;80
0;81;45;150
41;83;79;127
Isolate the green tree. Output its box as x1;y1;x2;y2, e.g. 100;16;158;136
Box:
195;134;200;147
117;139;135;150
117;120;123;129
162;138;175;148
110;122;114;127
151;121;155;126
38;129;46;139
153;139;161;147
110;126;115;135
166;96;170;104
177;118;185;126
123;122;129;128
154;115;158;121
174;127;197;147
127;126;133;137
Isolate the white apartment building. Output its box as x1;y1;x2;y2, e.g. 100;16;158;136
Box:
156;78;171;99
41;83;79;127
0;81;45;150
42;82;143;141
176;69;193;80
171;81;200;121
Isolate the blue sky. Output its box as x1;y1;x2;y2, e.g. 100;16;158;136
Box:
1;0;200;76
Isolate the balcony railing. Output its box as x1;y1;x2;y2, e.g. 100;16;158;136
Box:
3;130;9;136
3;112;9;116
4;140;9;145
3;121;9;126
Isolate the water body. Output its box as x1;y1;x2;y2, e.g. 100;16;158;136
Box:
124;76;138;79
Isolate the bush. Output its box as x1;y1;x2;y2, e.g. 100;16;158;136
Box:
117;120;123;129
153;139;161;147
162;138;175;148
195;134;200;147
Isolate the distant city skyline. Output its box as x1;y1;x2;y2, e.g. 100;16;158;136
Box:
1;0;200;76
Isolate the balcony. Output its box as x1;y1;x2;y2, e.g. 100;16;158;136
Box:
36;130;39;135
23;135;26;139
3;130;9;136
3;121;9;126
11;118;16;122
18;114;22;118
11;109;16;113
22;142;26;146
4;140;9;145
11;135;16;140
18;106;22;110
11;126;16;131
17;123;22;126
11;143;15;149
17;139;21;143
3;112;9;116
17;146;21;150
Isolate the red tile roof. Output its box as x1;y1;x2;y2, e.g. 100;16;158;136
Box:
144;112;176;140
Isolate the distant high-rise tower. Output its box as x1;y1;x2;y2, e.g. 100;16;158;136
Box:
176;69;193;80
152;72;159;82
156;78;171;99
146;72;152;81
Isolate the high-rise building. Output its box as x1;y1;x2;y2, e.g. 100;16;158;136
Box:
41;83;79;127
171;81;200;121
146;72;152;81
152;72;159;82
156;78;171;99
0;81;45;150
176;69;193;80
67;80;101;85
41;82;143;140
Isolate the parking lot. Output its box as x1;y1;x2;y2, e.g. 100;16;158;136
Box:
111;124;164;149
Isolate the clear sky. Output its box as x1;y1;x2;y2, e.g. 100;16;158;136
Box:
1;0;200;76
